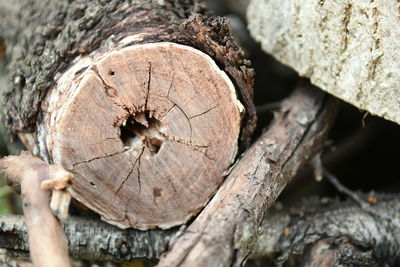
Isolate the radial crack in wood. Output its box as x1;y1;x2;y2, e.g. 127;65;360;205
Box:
40;42;244;230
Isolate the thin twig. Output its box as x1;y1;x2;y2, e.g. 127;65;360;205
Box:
323;168;400;227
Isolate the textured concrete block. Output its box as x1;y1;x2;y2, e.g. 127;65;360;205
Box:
248;0;400;124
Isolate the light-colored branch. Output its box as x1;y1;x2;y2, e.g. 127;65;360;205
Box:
0;152;73;267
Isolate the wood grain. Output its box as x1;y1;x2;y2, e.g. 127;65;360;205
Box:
43;42;243;229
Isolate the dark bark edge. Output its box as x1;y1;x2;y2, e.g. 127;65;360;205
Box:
1;0;255;146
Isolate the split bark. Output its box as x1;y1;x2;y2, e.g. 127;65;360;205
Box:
157;82;338;266
0;0;256;229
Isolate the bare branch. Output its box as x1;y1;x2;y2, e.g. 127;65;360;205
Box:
2;194;397;266
0;215;180;263
0;152;73;267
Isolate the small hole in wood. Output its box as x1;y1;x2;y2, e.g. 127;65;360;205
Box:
147;137;162;154
120;121;138;147
120;111;164;155
89;181;95;186
153;187;162;198
108;70;115;76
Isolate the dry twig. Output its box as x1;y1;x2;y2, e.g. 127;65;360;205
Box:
0;151;73;267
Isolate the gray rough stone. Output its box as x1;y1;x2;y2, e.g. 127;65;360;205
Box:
248;0;400;124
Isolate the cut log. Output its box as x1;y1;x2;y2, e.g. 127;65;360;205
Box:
0;0;256;229
42;42;243;229
248;0;400;126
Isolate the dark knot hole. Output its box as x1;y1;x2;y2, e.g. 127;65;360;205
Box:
120;111;163;155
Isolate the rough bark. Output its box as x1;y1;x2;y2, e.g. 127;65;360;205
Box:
1;0;255;141
252;194;400;267
157;82;338;266
247;0;400;126
3;194;397;266
0;215;179;263
0;0;256;229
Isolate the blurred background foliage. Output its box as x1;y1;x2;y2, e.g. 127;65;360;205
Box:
0;39;22;215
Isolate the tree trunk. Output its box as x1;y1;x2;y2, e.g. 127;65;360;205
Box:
0;0;256;229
